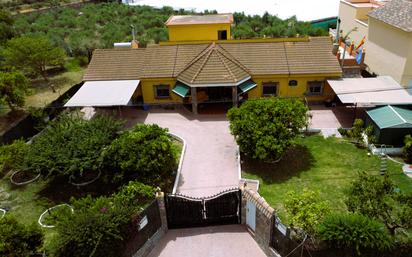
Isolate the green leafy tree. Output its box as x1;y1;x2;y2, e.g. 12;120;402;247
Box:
402;135;412;163
23;113;123;177
0;215;44;257
0;9;14;45
284;189;330;235
345;172;412;235
317;213;393;256
227;98;308;162
0;70;29;111
48;182;154;257
0;139;28;174
2;35;66;92
105;124;177;183
347;118;364;144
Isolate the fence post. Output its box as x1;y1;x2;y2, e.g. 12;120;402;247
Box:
156;191;168;233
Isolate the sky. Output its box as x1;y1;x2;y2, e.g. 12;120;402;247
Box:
131;0;341;21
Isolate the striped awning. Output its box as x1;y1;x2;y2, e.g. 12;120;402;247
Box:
238;79;257;93
172;81;190;97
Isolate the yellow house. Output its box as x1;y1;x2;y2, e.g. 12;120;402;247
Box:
68;14;342;114
338;0;412;86
166;14;233;42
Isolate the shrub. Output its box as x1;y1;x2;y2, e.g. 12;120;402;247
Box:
284;189;330;235
317;213;393;255
402;135;412;163
0;139;28;174
347;119;364;145
105;124;177;183
345;172;411;236
48;182;154;257
227;98;308;162
0;215;44;257
23;113;123;177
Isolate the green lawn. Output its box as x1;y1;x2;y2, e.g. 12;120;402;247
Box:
242;135;412;223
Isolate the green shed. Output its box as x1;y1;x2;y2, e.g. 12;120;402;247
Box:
365;105;412;147
310;17;338;30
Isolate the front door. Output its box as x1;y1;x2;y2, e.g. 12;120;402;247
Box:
246;200;256;232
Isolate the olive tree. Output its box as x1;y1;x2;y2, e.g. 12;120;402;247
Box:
2;35;66;92
227;98;308;162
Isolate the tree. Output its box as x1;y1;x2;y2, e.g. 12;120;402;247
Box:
317;213;393;256
104;124;177;184
0;9;14;45
284;189;330;235
402;135;412;163
2;35;66;92
0;70;29;111
48;181;155;257
345;172;412;235
0;139;29;174
0;215;44;257
227;98;308;162
23;113;123;177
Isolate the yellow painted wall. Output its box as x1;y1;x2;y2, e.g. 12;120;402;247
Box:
140;78;183;104
366;18;412;86
248;74;339;102
140;74;341;105
167;23;231;42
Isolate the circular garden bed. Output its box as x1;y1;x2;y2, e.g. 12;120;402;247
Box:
10;170;41;186
38;204;74;228
68;170;101;187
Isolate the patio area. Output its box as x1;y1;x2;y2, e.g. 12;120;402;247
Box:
308;105;355;137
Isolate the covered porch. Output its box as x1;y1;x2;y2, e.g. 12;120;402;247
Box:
172;79;257;114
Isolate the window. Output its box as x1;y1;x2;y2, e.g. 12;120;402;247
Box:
288;80;298;86
307;81;324;95
218;30;227;40
155;85;170;98
262;82;278;96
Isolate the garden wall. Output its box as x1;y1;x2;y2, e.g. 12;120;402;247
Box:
241;187;410;257
128;192;168;257
0;82;83;144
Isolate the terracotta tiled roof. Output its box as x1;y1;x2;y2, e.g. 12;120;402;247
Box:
165;14;234;26
83;37;342;82
177;43;250;86
368;0;412;32
285;37;344;74
83;48;145;81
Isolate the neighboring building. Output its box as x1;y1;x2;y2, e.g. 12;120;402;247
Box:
165;14;233;42
66;14;342;114
367;0;412;86
366;105;412;146
338;0;412;86
338;0;386;46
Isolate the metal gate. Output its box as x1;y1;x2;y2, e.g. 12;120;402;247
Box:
165;188;241;229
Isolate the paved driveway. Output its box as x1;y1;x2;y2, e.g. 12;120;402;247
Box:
147;225;267;257
122;108;239;198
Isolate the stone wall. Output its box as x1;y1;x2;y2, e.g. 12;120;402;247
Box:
241;187;281;257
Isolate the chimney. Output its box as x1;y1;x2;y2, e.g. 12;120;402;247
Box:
131;39;139;49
